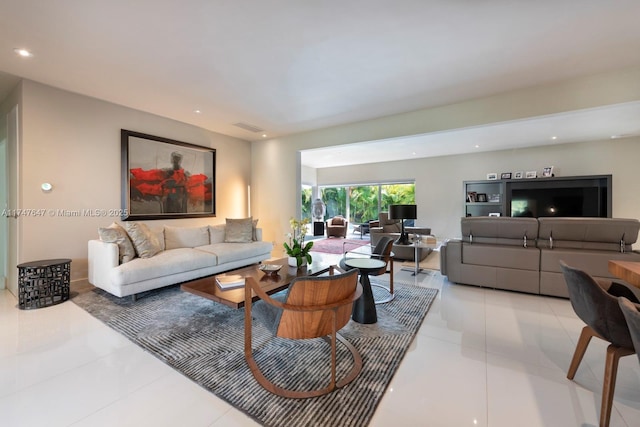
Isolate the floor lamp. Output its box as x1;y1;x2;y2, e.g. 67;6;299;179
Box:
389;204;417;245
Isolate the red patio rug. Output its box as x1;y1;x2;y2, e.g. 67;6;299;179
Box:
310;238;370;255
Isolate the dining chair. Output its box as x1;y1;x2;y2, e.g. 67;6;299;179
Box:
618;297;640;366
560;261;637;427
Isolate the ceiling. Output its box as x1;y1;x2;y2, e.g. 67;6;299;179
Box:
2;1;640;164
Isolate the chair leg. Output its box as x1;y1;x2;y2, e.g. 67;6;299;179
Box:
389;258;394;295
567;326;597;380
600;344;634;427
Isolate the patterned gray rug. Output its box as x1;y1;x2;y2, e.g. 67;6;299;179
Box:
72;277;438;427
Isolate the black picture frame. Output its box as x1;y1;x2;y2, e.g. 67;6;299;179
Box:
501;172;512;179
476;193;488;202
121;129;216;220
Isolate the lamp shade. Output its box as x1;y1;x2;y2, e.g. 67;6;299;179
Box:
389;204;417;220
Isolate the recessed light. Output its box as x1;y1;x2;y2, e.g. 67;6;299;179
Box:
412;152;416;155
551;136;557;140
194;109;201;114
14;48;33;57
262;134;267;138
610;135;620;139
474;144;480;148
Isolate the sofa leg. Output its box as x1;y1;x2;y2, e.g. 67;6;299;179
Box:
131;294;137;302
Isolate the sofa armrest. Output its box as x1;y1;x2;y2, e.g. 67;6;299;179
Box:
88;239;118;287
440;239;462;278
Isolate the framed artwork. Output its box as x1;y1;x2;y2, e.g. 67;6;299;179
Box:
525;170;537;179
488;212;501;217
466;191;477;202
487;172;498;180
501;172;512;179
514;171;524;179
121;129;216;220
542;166;554;177
477;193;488;202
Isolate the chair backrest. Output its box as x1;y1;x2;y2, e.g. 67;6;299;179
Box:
560;261;634;349
275;268;360;339
619;297;640;363
373;236;393;257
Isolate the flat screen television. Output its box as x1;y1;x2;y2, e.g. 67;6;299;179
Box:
509;176;611;218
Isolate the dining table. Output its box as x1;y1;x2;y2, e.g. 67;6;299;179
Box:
608;260;640;289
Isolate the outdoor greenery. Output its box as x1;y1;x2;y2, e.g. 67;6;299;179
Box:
301;186;312;220
312;183;414;224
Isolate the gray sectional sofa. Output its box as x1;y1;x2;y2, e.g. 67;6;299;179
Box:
440;217;640;298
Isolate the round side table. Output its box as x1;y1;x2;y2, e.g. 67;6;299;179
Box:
17;259;71;310
345;258;386;324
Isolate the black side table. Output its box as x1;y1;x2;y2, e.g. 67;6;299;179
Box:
17;259;71;309
345;258;386;324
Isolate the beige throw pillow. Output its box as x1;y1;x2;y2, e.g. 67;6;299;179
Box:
225;217;254;243
124;222;162;258
98;223;136;264
164;225;209;249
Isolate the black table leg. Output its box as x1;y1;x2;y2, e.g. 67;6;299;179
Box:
352;273;377;324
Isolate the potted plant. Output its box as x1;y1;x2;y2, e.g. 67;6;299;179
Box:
284;217;313;268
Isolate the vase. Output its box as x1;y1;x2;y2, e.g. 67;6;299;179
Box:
288;256;307;268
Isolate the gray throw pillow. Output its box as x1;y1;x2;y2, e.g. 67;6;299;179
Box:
124;222;162;258
98;222;136;264
225;217;254;243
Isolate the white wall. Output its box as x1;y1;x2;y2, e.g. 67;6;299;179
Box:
316;139;640;241
10;80;251;291
251;65;640;251
0;138;6;289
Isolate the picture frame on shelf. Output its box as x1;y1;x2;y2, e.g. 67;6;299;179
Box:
488;212;501;217
514;171;524;179
525;170;537;179
501;172;512;179
542;166;554;177
466;191;477;202
488;193;500;203
476;193;488;202
121;129;216;220
487;172;498;180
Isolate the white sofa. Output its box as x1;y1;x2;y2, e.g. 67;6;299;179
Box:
88;223;273;299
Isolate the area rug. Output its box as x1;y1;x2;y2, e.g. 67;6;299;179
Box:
310;237;370;254
72;278;437;427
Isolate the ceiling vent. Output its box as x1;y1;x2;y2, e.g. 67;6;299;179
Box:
233;122;264;133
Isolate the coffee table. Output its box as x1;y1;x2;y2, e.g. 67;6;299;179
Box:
181;257;331;309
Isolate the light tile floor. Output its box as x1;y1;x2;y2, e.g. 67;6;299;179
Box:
1;259;639;426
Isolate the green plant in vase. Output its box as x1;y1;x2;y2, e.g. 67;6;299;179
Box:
284;217;313;268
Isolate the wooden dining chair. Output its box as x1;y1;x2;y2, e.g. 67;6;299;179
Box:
619;297;640;366
244;266;363;398
560;261;637;427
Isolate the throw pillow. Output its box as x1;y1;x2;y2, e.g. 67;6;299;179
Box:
225;217;254;243
124;222;162;258
252;218;259;241
98;223;136;264
209;224;227;244
164;225;209;250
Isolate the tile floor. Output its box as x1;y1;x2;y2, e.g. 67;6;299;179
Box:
1;258;639;426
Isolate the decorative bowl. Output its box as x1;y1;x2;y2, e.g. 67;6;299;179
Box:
259;264;282;276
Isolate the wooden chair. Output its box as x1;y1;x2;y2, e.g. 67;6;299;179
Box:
619;297;640;366
560;261;637;427
340;236;395;303
244;266;363;398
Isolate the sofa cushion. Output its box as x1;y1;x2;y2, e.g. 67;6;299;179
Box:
98;223;136;264
110;248;215;286
461;217;538;246
124;222;162;258
164;225;209;249
225;217;254;243
537;218;640;251
195;241;273;264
